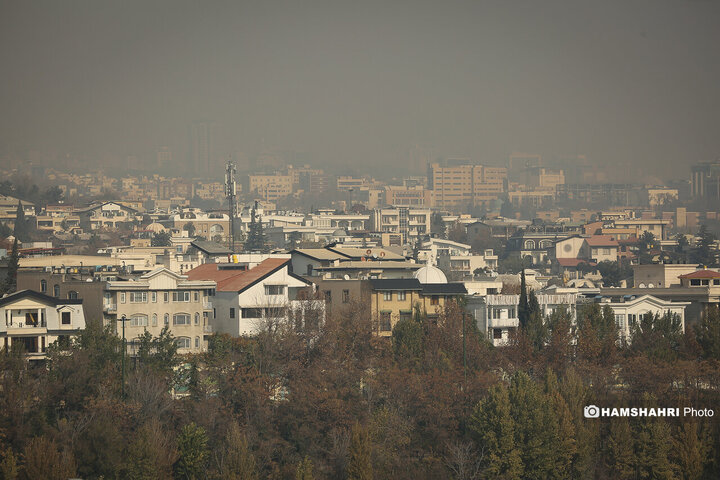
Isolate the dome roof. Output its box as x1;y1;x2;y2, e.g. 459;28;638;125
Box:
414;265;447;284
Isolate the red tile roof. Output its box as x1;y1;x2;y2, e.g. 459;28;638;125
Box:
585;235;619;247
679;269;720;279
186;258;291;292
556;258;597;267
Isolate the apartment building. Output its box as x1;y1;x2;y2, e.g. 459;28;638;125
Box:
383;185;434;207
428;163;507;208
103;268;216;354
371;207;431;243
1;290;87;360
171;209;231;242
248;174;293;201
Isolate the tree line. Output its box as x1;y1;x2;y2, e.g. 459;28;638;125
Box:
1;297;720;479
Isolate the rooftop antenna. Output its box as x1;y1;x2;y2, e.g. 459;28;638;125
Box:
224;158;237;253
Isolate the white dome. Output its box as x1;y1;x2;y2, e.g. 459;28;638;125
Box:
414;265;447;284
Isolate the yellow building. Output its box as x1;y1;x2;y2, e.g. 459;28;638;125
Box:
429;163;506;208
248;174;293;201
369;271;467;336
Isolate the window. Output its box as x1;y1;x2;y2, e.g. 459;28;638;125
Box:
172;291;190;302
524;240;536;250
61;312;71;325
194;291;199;302
53;285;60;297
342;289;350;303
164;292;169;302
493;308;501;319
67;291;78;300
493;328;503;339
509;308;516;318
380;312;391;331
628;314;637;326
195;337;200;348
176;337;191;349
242;308;263;318
615;314;625;328
130;315;148;327
151;292;157;303
173;314;191;325
431;296;439;306
265;285;285;295
120;292;126;303
230;308;236;319
397;291;406;301
40;280;47;293
25;312;38;326
383;292;392;301
324;291;331;303
194;313;200;325
152;314;157;326
164;314;169;325
129;292;147;303
306;264;313;275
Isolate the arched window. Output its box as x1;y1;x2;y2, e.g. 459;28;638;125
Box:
539;240;552;249
173;313;191;325
524;240;535;250
164;314;169;325
40;280;47;293
195;336;200;348
176;337;191;349
53;285;60;297
152;314;158;327
68;291;78;300
194;313;200;325
130;315;148;327
209;224;224;235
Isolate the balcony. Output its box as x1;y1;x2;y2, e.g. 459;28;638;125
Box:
104;303;117;313
203;325;213;334
203;301;213;310
488;317;519;329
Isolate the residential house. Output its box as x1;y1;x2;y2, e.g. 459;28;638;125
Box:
1;290;87;360
186;258;319;336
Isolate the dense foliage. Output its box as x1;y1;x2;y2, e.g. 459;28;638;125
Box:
1;302;720;479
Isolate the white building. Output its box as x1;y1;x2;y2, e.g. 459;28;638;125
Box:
598;294;689;340
187;258;321;336
1;290;87;360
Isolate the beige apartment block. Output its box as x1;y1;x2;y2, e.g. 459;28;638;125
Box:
103;268;215;354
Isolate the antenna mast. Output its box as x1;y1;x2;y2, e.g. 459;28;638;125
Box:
224;159;237;252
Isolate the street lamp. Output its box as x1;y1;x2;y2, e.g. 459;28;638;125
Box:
119;314;127;399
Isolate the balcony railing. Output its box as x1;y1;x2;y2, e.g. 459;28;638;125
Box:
203;325;213;333
203;302;213;310
104;303;117;313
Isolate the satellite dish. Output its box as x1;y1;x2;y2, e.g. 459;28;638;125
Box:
343;274;350;280
638;283;646;288
648;283;654;288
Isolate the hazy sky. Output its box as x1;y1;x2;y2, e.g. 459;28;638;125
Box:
1;0;719;179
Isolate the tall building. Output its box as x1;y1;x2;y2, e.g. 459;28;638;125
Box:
190;122;215;176
157;147;172;169
428;162;507;209
690;161;720;199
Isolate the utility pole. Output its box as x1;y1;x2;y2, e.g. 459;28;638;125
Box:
120;314;126;399
225;159;237;253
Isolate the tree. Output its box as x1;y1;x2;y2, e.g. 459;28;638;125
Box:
518;269;529;329
392;314;424;367
183;222;196;237
469;383;523;479
137;326;179;380
448;222;468;244
215;423;258;480
638;231;656;263
12;203;29;242
694;224;717;266
174;423;209;480
0;448;19;480
672;422;709;480
524;291;547;351
347;422;372;480
151;230;172;247
431;212;446;238
2;238;19;295
245;202;267;252
295;456;315;480
21;436;77;480
629;311;683;361
695;306;720;360
605;418;635;479
597;260;633;287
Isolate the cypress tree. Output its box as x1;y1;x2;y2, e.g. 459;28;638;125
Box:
2;238;19;295
606;418;635;480
469;383;523;479
347;422;372;480
518;269;529;328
